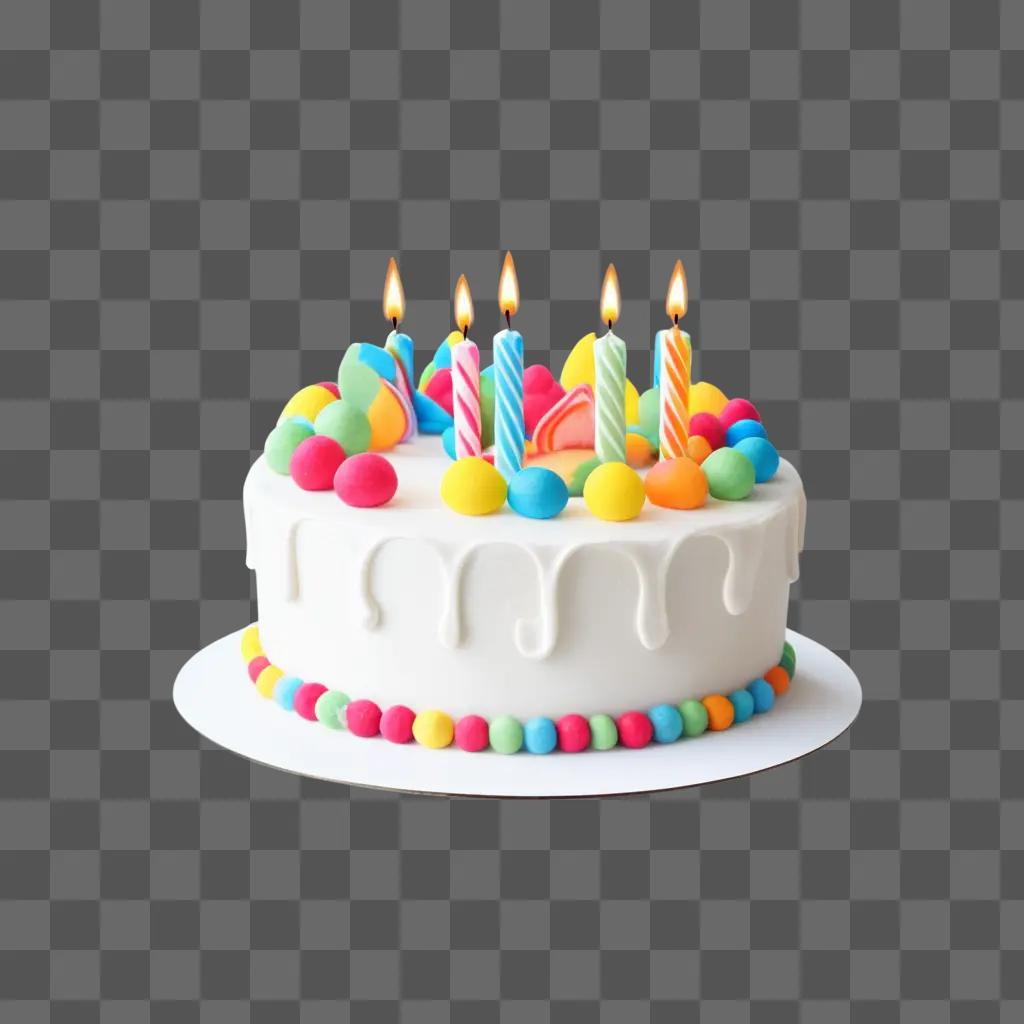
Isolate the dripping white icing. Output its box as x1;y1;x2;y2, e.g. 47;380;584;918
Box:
514;545;581;659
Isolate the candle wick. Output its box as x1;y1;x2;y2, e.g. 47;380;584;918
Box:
505;310;511;330
607;320;613;332
673;314;679;327
392;317;398;331
461;324;468;338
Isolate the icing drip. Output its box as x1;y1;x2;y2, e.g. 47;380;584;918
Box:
281;518;305;602
514;545;579;659
786;488;806;583
354;539;387;629
623;540;678;651
719;520;768;615
436;545;473;649
243;489;256;571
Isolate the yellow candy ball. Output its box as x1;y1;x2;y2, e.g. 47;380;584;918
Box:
279;384;337;425
440;457;508;516
559;332;597;391
412;709;455;749
255;665;284;699
240;624;263;662
583;461;646;522
689;381;729;418
624;378;640;425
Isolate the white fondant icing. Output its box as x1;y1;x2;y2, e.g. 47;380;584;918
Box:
243;437;805;719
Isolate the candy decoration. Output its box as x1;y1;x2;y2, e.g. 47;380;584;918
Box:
617;711;654;749
725;418;767;447
480;370;496;449
380;704;416;743
658;326;691;459
293;682;327;720
523;716;557;754
689;381;729;417
625;431;656;468
764;665;790;696
317;381;341;398
333;452;398;508
649;703;684;743
451;339;481;458
413;709;455;749
346;699;383;737
589;713;618;750
279;383;338;425
568;455;601;497
384;332;415;391
424;366;454;416
679;699;709;737
314;689;349;729
489;715;524;754
368;381;409;451
582;461;646;522
493;329;525;480
644;456;708;510
240;625;263;662
507;466;569;520
247;656;270;682
356;342;397;383
455;715;490;752
256;664;284;699
265;420;315;475
432;330;462;371
638;387;660;444
747;678;775;714
733;436;780;484
411;389;452;434
718;398;761;431
780;641;796;677
290;435;346;490
688;412;726;451
556;714;591;753
702;694;735;731
533;384;596;453
728;689;755;724
594;332;627;463
702;447;756;501
273;675;305;711
337;352;382;412
686;435;713;465
315;400;372;456
440;457;508;516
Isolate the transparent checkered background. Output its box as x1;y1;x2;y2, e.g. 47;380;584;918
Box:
1;0;1021;1019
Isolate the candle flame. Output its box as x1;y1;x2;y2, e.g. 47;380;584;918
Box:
600;263;620;327
498;251;519;319
454;274;474;336
665;259;688;322
383;257;405;324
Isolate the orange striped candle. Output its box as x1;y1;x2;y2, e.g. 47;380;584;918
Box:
659;260;691;460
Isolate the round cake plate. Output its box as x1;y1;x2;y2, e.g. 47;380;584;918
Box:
173;629;861;799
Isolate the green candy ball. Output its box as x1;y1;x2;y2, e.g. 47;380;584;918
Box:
489;715;523;754
480;372;496;450
678;699;709;737
265;420;314;474
314;690;350;730
639;386;660;441
568;456;601;498
315;399;372;456
588;713;618;750
702;447;756;501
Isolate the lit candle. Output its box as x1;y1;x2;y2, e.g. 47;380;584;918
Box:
493;252;524;480
382;257;416;413
658;259;691;460
594;264;627;464
451;275;481;459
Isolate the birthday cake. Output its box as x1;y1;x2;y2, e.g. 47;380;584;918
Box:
238;258;805;755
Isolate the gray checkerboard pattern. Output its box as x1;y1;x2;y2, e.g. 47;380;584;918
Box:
1;0;1020;1018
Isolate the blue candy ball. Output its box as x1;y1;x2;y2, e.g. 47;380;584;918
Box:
725;418;768;447
507;466;569;520
747;677;775;714
273;676;304;711
728;689;755;724
523;716;557;754
733;436;780;483
648;703;683;744
441;425;457;460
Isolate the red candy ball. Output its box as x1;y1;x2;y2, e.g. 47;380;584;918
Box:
688;412;726;451
380;704;415;743
718;398;761;431
346;698;382;737
556;713;591;753
455;714;489;752
290;435;346;491
247;656;270;682
317;381;341;398
334;452;398;508
617;711;654;749
293;682;327;720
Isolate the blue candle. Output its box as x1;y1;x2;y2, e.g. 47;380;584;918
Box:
493;327;524;480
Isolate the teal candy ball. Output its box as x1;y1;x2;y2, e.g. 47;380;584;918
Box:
734;436;780;483
265;420;314;474
507;467;569;520
725;418;767;447
442;425;456;460
315;399;372;456
729;689;755;723
648;703;683;744
702;447;756;501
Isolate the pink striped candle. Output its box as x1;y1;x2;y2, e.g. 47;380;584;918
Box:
451;338;482;458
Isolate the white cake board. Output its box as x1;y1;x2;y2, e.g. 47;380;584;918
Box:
173;629;861;799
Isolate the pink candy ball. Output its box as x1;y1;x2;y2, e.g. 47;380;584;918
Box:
556;714;591;753
247;656;270;682
334;452;398;508
718;398;761;431
293;682;327;720
455;715;489;752
346;699;382;737
523;364;557;393
290;435;346;491
617;711;654;749
380;705;415;744
317;381;341;398
688;412;726;451
424;367;454;416
525;390;560;437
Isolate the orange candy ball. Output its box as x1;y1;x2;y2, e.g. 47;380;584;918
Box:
625;431;656;468
702;694;735;731
686;434;713;465
764;665;790;696
644;456;708;510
